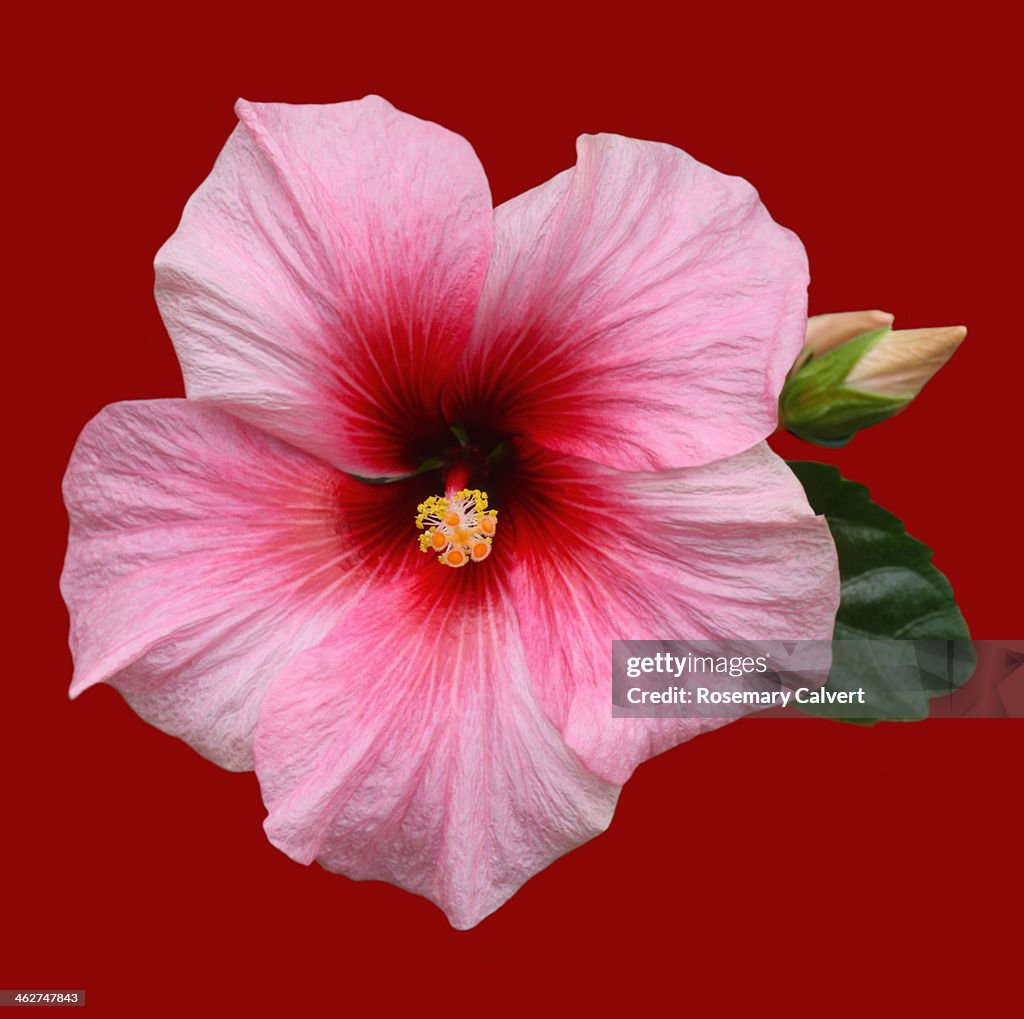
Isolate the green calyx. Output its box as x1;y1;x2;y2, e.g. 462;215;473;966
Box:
780;327;908;446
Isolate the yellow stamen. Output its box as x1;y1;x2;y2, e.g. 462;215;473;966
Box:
415;488;498;568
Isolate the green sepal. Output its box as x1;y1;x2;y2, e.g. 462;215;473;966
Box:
780;327;908;445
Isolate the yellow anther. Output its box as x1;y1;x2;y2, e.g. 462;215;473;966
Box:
415;488;497;568
415;495;450;530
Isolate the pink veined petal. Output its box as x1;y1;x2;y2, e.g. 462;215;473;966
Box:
506;441;839;785
61;399;418;770
254;562;619;931
445;133;808;471
155;97;493;477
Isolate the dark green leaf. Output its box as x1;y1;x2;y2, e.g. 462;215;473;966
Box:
788;461;974;721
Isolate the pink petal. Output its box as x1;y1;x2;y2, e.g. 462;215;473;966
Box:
254;565;618;930
61;400;417;770
507;441;839;784
155;97;493;477
445;134;808;470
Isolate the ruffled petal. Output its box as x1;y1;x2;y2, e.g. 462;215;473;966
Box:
505;441;839;784
254;563;618;930
445;133;808;470
61;399;416;770
155;97;493;476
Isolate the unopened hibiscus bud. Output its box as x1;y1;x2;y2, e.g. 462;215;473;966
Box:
845;325;967;397
781;313;966;445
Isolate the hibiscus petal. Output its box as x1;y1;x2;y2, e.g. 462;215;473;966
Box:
61;399;413;770
445;134;808;470
155;97;493;477
506;441;839;784
254;564;619;930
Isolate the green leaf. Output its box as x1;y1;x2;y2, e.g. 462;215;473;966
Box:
788;460;974;721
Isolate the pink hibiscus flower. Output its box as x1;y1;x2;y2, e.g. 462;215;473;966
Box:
61;98;839;929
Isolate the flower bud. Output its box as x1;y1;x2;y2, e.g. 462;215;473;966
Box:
780;312;966;446
844;325;967;398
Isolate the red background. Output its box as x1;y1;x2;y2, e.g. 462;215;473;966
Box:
7;4;1019;1014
